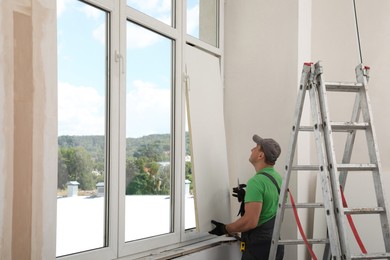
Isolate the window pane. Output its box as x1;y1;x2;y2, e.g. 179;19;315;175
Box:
127;0;172;26
187;0;219;47
125;22;173;241
57;0;108;256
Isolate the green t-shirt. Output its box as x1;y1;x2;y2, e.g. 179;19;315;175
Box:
244;167;282;226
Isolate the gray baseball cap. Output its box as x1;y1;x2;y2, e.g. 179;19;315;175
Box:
252;134;281;164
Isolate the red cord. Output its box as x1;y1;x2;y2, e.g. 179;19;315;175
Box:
288;189;318;260
340;186;368;254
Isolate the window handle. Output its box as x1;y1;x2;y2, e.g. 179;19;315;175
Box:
115;50;124;74
184;64;190;91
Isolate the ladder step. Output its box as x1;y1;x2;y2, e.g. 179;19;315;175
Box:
351;252;390;259
292;164;377;172
277;238;329;245
325;81;364;92
285;203;324;209
291;165;320;171
330;122;369;131
269;63;390;260
344;207;385;215
299;122;370;132
299;126;314;132
336;163;377;171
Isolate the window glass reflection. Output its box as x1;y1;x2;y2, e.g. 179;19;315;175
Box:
187;0;219;47
56;0;108;256
127;0;172;26
125;21;173;241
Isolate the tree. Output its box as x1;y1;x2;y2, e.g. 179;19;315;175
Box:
125;163;171;195
185;161;193;192
126;173;153;195
126;157;140;188
58;146;94;190
157;164;170;195
58;151;68;189
134;142;164;162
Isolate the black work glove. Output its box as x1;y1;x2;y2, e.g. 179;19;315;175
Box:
208;220;228;236
232;184;246;202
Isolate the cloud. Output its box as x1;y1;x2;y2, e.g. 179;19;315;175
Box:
93;23;106;45
58;80;170;138
127;0;171;14
57;0;73;17
126;80;171;137
81;4;102;20
58;82;105;136
127;23;161;49
187;4;199;36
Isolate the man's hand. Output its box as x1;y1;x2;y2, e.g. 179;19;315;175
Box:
233;184;246;216
208;220;228;236
232;184;246;202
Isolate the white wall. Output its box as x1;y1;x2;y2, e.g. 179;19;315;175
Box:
224;1;300;259
224;0;390;259
311;0;390;255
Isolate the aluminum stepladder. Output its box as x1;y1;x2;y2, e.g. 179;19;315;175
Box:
269;61;390;260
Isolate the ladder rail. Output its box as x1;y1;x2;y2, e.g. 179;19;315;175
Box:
268;64;312;260
356;64;390;251
314;62;351;259
308;75;344;258
270;62;390;260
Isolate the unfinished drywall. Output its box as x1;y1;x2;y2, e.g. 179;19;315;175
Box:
12;10;34;260
0;1;14;259
0;1;57;259
31;0;57;259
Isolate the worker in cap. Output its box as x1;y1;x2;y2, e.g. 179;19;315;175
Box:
209;134;284;260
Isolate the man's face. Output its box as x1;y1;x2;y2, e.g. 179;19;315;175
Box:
249;144;263;164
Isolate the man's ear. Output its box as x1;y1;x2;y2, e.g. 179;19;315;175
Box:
258;150;265;160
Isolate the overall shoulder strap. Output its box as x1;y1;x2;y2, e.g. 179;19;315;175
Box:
260;172;280;194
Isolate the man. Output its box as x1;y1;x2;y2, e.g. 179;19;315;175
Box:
209;134;284;260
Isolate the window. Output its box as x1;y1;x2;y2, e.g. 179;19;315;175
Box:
125;21;173;241
126;0;173;26
56;0;224;259
187;0;219;47
57;0;108;256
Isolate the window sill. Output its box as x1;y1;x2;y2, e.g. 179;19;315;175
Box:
129;236;237;260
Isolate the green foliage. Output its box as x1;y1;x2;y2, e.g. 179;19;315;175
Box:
125;157;140;187
125;159;171;195
58;133;192;195
185;161;193;193
126;134;172;158
58;135;105;169
58;146;96;190
126;170;169;195
58;151;68;189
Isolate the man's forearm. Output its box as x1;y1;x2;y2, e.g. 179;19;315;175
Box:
226;215;258;234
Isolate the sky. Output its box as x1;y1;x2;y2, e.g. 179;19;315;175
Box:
57;0;200;137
